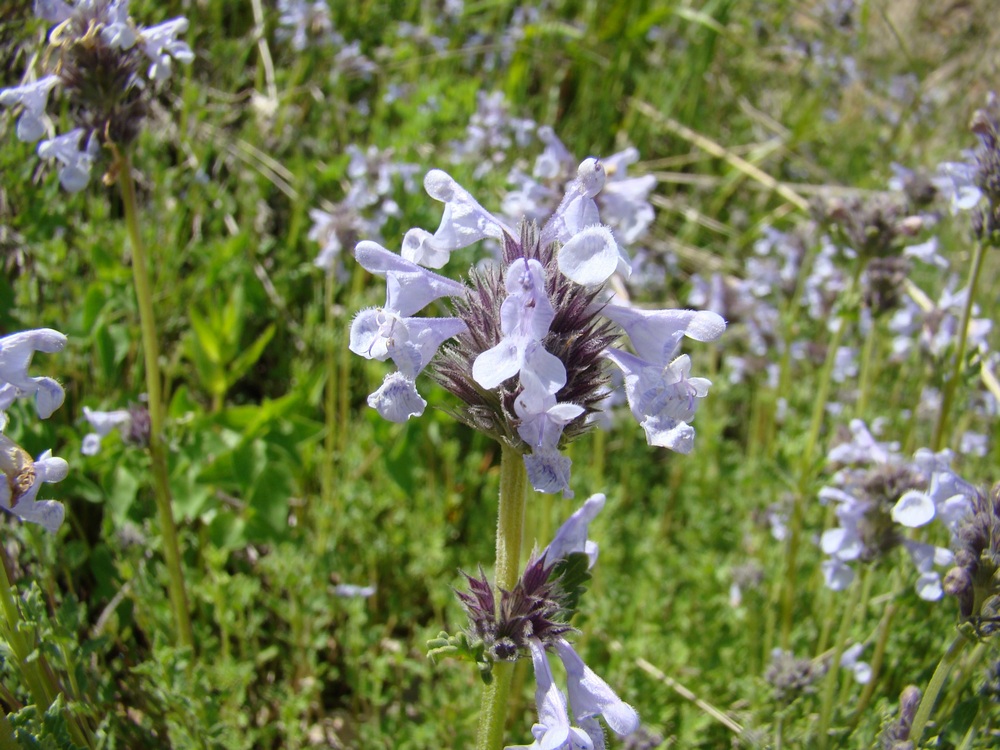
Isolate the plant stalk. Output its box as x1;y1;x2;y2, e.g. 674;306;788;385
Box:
476;445;529;750
117;147;194;651
932;239;985;451
909;633;969;744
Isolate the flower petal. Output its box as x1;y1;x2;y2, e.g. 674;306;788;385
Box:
558;226;619;286
891;490;936;527
367;372;426;422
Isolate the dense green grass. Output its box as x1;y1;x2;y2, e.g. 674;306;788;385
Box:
1;0;998;748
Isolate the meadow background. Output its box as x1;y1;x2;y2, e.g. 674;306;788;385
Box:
1;0;999;747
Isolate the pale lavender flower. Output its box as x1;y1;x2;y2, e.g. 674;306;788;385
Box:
509;638;597;750
819;429;972;600
37;128;96;193
554;638;640;737
0;328;67;419
138;18;194;81
81;406;132;455
2;1;193;190
933;160;982;213
0;327;68;533
349;241;468;421
334;583;376;598
840;643;872;684
0;437;68;533
0;75;60;142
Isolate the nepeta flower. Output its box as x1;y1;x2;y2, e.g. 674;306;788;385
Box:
350;159;724;495
0;75;60;142
81;405;132;455
37;127;98;193
0;328;67;420
0;327;69;533
0;436;68;533
0;0;193;190
510;638;598;750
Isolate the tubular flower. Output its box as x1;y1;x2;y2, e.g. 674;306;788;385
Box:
0;328;69;532
350;159;724;496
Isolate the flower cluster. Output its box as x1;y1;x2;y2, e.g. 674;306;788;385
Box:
0;0;193;191
0;328;69;533
818;420;975;600
457;495;639;748
349;157;724;496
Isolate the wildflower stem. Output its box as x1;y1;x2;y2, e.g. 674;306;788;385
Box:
849;595;898;731
476;444;529;750
816;566;865;749
780;312;849;647
319;268;337;549
909;633;969;744
931;239;986;451
117;147;194;651
855;314;879;415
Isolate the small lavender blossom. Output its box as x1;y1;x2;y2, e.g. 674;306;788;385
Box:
350;158;723;495
81;406;132;455
0;327;68;533
0;436;68;533
0;75;59;142
136;18;194;81
37;128;97;193
839;643;872;684
0;328;67;420
334;583;376;598
508;638;597;750
553;638;640;737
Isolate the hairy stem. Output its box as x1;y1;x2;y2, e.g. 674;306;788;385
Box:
476;445;529;750
118;147;194;651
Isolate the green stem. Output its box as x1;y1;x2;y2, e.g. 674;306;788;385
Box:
932;239;985;451
855;313;879;416
909;633;969;744
317;269;338;555
780;313;850;647
816;567;865;749
851;597;898;728
476;445;529;750
117;147;194;651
